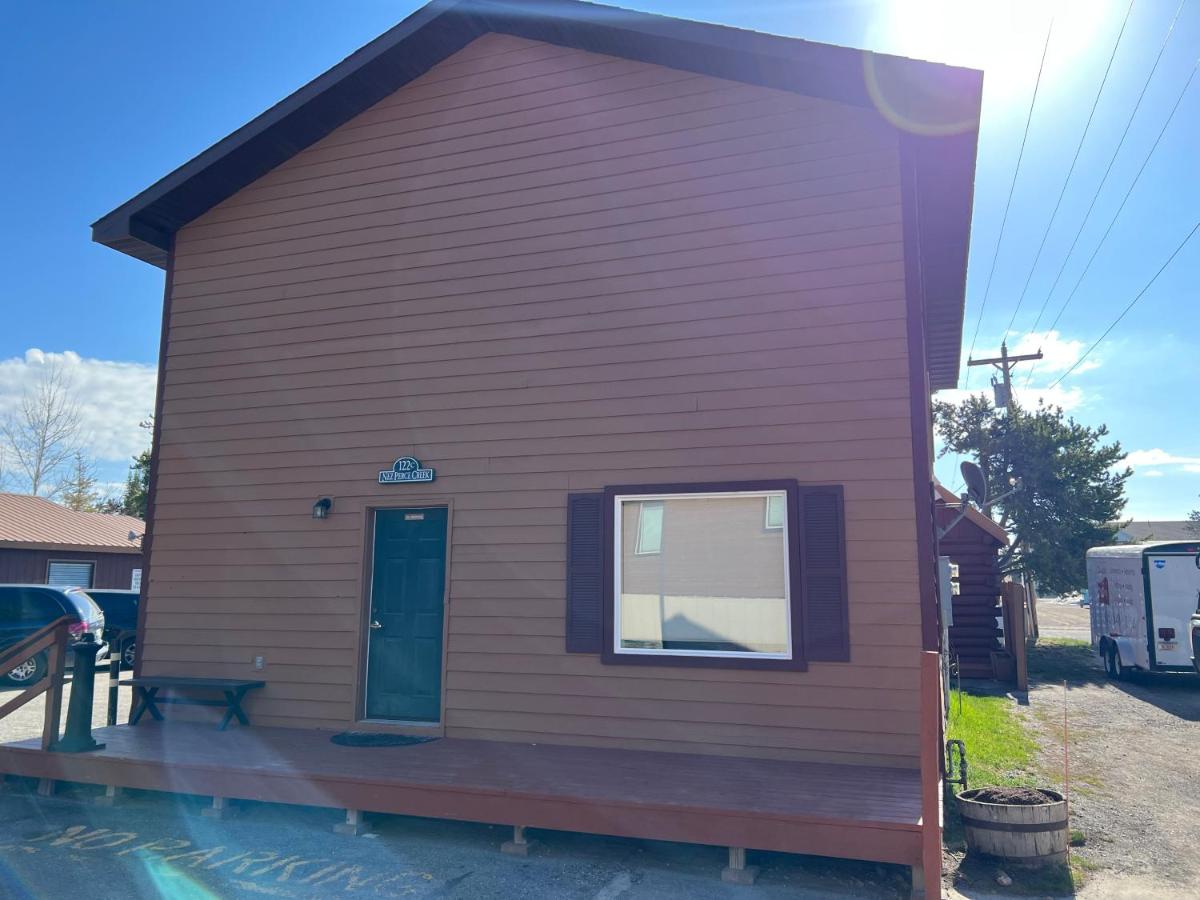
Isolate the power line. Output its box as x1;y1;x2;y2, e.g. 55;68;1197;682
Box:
1024;46;1199;390
1024;0;1190;341
1046;54;1198;334
963;16;1055;388
1049;219;1199;389
1003;0;1136;338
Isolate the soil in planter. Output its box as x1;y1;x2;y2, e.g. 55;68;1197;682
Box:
970;787;1060;805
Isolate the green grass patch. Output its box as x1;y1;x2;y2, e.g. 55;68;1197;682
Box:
946;690;1039;789
944;689;1041;854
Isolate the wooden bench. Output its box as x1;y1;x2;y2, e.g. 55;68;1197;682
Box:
124;676;265;731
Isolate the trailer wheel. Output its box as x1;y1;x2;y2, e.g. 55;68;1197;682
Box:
1109;645;1129;680
1105;644;1126;680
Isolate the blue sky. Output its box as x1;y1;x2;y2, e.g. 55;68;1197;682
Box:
1;1;1197;517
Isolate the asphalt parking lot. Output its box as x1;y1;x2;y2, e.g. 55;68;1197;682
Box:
0;781;912;899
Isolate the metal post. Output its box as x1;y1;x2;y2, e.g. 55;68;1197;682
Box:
107;653;120;726
51;634;106;753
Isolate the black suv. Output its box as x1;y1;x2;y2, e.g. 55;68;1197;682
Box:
83;589;139;669
0;585;106;686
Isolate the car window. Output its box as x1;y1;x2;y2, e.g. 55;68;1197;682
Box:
21;589;64;624
0;587;21;620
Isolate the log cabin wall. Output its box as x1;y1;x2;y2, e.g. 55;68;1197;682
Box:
935;503;1004;678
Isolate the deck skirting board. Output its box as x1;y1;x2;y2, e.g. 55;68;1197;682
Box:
0;727;923;868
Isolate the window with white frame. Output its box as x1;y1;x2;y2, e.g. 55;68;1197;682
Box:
614;490;792;659
47;560;94;589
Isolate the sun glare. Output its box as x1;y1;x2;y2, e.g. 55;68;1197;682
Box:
876;0;1113;104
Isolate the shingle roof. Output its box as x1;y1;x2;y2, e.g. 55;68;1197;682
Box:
0;493;144;554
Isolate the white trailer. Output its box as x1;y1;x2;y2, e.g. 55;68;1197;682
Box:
1086;541;1200;677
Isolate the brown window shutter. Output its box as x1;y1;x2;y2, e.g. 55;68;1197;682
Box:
798;485;849;662
565;492;604;653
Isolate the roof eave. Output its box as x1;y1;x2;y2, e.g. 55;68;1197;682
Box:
90;0;982;369
0;540;145;555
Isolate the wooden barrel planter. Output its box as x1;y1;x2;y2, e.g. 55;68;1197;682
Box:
956;788;1068;867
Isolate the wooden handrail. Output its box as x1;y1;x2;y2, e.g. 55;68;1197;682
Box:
0;616;71;750
0;616;71;671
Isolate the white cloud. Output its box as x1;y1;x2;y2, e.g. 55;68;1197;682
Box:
1125;449;1200;469
0;349;157;464
936;383;1086;412
946;329;1100;411
1141;470;1166;478
1003;330;1099;377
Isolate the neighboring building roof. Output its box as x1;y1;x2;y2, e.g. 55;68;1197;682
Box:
0;493;145;554
1113;521;1199;544
90;0;982;390
1088;539;1200;558
935;482;1009;546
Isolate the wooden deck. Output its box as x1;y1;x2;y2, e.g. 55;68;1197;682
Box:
0;722;926;868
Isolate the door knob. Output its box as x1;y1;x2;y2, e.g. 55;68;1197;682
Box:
369;620;382;630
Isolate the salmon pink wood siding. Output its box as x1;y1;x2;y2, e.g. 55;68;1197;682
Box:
147;33;920;766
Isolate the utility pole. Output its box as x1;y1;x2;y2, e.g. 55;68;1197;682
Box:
967;342;1042;411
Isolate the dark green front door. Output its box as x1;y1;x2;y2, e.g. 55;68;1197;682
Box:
365;508;447;722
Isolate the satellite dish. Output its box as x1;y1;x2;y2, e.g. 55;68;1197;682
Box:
961;461;988;508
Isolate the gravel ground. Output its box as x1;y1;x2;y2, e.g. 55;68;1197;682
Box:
1035;600;1092;641
950;631;1200;900
1028;648;1200;891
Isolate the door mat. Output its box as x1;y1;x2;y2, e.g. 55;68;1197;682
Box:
330;732;439;748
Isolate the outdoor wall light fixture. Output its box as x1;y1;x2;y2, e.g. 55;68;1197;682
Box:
312;497;333;520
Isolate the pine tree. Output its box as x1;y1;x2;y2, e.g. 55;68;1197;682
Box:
58;449;102;512
934;397;1131;594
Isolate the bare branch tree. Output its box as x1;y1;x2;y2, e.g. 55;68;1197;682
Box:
2;361;83;497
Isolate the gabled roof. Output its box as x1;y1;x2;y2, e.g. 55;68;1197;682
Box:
1114;520;1199;543
0;493;145;555
935;482;1009;546
91;0;982;389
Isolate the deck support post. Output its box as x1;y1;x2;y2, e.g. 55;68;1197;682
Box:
910;864;926;897
334;808;371;836
201;796;233;819
36;778;56;797
95;785;123;807
721;847;760;885
501;824;539;856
